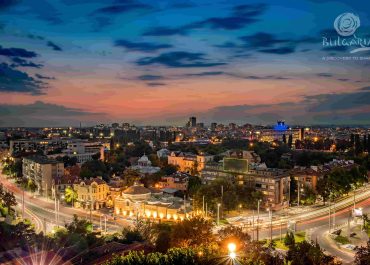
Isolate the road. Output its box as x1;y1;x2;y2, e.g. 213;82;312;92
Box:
0;166;131;233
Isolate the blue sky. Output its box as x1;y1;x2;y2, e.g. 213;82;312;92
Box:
1;0;370;126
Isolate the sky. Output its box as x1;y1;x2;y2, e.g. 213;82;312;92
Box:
1;0;370;127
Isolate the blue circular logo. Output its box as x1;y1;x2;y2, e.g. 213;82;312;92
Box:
334;13;360;37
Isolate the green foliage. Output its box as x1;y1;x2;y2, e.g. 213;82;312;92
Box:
64;186;77;205
334;235;350;244
103;248;199;265
355;240;370;265
170;216;214;248
286;240;337;265
284;232;295;248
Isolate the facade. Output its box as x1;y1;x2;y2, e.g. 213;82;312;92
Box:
130;154;160;174
156;148;170;159
10;139;68;156
155;172;189;192
74;177;109;210
63;140;104;163
22;156;64;196
256;121;303;147
201;159;289;210
114;183;191;221
167;151;213;173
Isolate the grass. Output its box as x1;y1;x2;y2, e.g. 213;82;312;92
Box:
272;231;306;250
334;235;350;244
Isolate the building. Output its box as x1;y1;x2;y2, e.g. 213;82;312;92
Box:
114;183;191;221
130;154;160;174
22;156;64;196
188;117;196;128
156;148;170;159
155;172;189;192
200;156;289;210
10;139;68;156
167;151;213;173
63;140;105;163
74;177;109;210
257;121;303;147
211;123;217;131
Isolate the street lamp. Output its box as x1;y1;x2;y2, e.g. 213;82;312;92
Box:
228;243;237;260
217;203;221;226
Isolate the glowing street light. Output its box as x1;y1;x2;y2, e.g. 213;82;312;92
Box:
228;242;237;260
228;243;236;252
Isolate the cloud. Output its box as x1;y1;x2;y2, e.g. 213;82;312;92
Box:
146;82;166;87
114;40;172;52
0;63;46;95
47;41;62;51
35;74;55;80
0;45;38;58
240;32;288;48
0;101;106;127
304;88;370;112
93;2;150;14
137;74;164;81
11;57;43;68
0;0;18;10
143;3;267;36
137;51;226;68
185;71;224;77
317;73;333;77
258;46;295;54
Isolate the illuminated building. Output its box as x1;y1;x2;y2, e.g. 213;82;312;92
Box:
114;183;190;221
73;177;109;210
22;156;64;197
167;151;213;173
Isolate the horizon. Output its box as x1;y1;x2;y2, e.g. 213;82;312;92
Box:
1;0;370;126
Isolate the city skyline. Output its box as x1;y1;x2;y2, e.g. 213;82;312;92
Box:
1;0;370;127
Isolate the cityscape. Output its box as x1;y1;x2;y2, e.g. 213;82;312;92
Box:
1;1;370;265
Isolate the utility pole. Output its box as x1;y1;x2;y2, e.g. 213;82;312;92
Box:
54;195;57;226
269;209;272;242
257;200;261;241
328;200;331;233
184;195;186;217
22;189;25;219
104;215;107;235
252;210;255;241
217;203;221;225
333;202;336;231
280;216;282;242
202;196;205;216
297;177;300;207
205;203;208;218
221;185;223;218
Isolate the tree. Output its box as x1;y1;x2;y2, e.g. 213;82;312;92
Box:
2;191;17;214
218;225;251;251
284;231;295;248
170;216;214;248
286;240;338;265
64;186;77;205
121;227;144;244
65;214;93;235
355;240;370;265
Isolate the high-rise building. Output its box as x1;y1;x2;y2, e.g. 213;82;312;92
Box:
211;123;217;131
189;117;196;127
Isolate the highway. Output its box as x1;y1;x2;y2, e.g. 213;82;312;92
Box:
0;166;131;234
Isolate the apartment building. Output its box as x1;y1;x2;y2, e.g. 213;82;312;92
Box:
22;156;64;196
